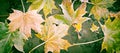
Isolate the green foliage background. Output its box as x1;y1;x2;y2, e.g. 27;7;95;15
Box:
0;0;120;53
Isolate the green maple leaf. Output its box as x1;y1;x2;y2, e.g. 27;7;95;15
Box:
101;14;120;53
0;22;25;53
0;22;13;53
28;0;57;17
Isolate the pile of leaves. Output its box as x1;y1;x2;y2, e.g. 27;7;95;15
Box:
0;0;120;53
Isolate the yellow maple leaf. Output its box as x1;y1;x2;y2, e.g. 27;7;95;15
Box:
73;17;89;32
72;3;89;32
75;3;87;18
36;16;71;53
61;1;89;39
8;10;44;39
62;0;74;18
61;1;88;32
90;23;99;32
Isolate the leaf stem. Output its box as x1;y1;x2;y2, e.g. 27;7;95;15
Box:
4;33;11;46
29;41;46;53
21;0;25;13
29;35;55;53
71;37;104;46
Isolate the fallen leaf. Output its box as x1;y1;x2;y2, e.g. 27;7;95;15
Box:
8;10;44;39
36;16;71;53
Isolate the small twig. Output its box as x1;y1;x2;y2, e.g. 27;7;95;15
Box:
4;33;11;46
29;41;46;53
71;37;104;46
29;35;55;53
21;0;25;13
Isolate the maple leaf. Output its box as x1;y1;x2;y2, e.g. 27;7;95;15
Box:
90;0;115;20
28;0;57;17
101;13;120;52
60;1;89;39
73;3;89;32
61;0;74;19
7;10;44;39
101;25;115;53
90;23;99;32
91;6;109;20
36;16;71;53
60;1;88;31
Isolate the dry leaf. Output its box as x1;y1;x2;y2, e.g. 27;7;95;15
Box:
36;16;71;53
90;23;99;32
8;10;44;39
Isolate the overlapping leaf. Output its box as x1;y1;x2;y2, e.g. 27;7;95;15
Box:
60;0;89;32
12;31;25;52
91;6;109;20
101;12;120;52
90;0;115;20
8;10;44;39
60;1;89;39
28;0;57;17
36;16;71;53
0;22;12;53
0;22;25;53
